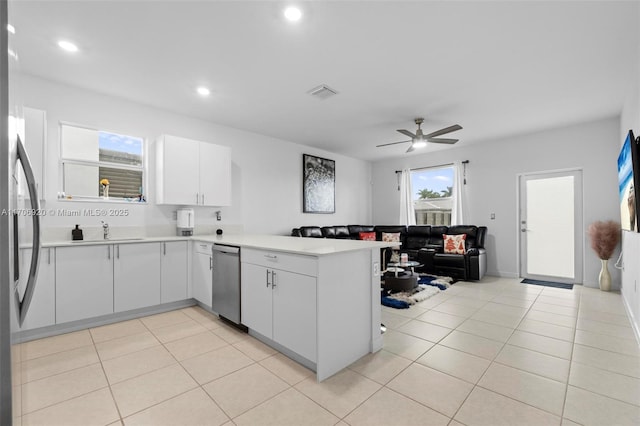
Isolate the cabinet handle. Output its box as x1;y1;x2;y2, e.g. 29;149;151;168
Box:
271;271;277;288
266;269;270;287
47;248;51;265
117;245;120;259
163;242;166;255
264;254;277;261
196;192;199;204
107;246;110;260
209;256;213;270
202;194;205;205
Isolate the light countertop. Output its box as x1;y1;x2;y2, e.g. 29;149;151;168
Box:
41;235;191;248
40;233;396;256
193;234;397;256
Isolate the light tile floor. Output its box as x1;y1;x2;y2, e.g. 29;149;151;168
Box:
13;276;640;425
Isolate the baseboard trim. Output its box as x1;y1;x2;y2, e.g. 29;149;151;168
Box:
14;299;196;343
622;292;640;347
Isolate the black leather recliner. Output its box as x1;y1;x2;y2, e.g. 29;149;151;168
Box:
417;225;487;280
291;224;488;280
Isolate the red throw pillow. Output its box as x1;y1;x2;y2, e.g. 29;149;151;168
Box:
359;231;376;241
443;234;467;254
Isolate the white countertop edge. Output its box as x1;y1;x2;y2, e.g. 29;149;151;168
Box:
193;234;399;256
41;235;192;248
40;233;398;255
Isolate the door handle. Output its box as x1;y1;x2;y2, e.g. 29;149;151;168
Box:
15;136;42;326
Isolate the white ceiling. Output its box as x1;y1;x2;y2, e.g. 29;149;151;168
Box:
8;1;640;161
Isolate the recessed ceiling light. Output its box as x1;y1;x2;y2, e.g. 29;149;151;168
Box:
7;24;15;34
196;87;210;96
284;6;302;22
58;40;79;53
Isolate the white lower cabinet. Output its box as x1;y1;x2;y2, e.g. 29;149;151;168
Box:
19;247;55;330
241;249;317;362
192;242;213;308
161;241;188;303
241;263;274;338
56;245;114;324
114;243;161;312
55;240;188;325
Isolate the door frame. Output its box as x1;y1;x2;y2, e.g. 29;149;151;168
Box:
517;168;584;284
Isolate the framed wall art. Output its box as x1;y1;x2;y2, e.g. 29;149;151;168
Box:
303;154;335;213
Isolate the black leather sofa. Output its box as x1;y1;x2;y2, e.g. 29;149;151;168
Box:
291;224;487;281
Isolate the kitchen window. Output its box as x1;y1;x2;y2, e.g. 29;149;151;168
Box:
60;123;146;201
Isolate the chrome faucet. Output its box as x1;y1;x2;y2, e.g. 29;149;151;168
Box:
101;221;110;240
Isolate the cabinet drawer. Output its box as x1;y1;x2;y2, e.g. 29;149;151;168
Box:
242;248;317;277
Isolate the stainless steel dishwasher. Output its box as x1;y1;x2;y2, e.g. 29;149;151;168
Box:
211;244;244;328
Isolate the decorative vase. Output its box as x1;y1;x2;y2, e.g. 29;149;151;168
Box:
102;185;109;199
599;258;612;291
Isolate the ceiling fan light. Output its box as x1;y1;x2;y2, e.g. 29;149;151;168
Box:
412;141;427;149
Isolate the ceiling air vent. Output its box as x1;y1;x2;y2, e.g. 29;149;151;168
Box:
308;84;338;100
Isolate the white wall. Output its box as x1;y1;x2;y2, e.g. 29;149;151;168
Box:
15;74;372;236
372;117;621;288
619;17;640;339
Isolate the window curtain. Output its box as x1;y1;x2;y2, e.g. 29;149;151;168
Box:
451;161;466;225
399;169;416;225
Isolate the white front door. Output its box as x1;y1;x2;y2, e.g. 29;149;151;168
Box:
519;170;583;283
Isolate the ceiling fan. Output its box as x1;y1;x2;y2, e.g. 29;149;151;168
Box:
377;118;463;153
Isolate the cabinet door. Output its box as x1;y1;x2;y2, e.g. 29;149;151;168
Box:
240;263;273;338
114;243;161;312
272;270;316;362
160;241;188;303
157;135;200;205
199;142;232;206
56;245;114;323
19;247;55;330
193;252;212;308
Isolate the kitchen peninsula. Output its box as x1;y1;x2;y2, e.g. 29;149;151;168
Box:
195;234;396;381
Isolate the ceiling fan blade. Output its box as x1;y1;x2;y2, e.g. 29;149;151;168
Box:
406;144;415;153
376;140;412;147
397;129;416;139
424;124;463;139
427;138;458;144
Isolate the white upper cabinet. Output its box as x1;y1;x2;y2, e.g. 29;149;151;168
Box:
199;141;231;206
156;134;231;206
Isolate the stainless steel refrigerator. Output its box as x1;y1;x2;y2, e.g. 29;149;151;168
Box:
1;2;42;422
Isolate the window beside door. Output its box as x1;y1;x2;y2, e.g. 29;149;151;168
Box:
411;166;454;225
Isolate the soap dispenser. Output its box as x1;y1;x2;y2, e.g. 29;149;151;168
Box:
72;224;83;241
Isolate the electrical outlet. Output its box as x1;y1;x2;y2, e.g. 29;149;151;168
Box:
490;213;496;220
373;262;380;276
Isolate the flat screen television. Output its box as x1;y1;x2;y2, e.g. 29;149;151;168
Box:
617;130;640;232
